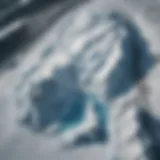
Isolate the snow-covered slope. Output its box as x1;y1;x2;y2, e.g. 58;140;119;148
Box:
0;0;160;160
